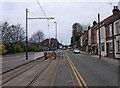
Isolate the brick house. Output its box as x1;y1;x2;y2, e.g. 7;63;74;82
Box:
79;5;120;59
96;21;107;57
84;30;89;52
114;16;120;59
88;26;92;52
91;21;98;55
104;6;120;59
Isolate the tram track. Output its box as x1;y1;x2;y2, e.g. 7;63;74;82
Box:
1;56;44;75
26;60;53;87
2;57;44;86
2;58;55;87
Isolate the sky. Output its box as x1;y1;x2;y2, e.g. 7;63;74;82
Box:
0;0;120;45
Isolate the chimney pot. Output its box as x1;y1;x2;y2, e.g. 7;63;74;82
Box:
116;6;118;9
113;6;120;15
93;21;97;26
114;6;116;9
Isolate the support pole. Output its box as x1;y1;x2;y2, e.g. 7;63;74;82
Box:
26;8;28;60
98;13;101;59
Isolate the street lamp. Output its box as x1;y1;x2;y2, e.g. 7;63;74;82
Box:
54;21;57;49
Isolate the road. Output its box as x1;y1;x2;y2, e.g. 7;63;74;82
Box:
1;49;119;87
66;50;118;87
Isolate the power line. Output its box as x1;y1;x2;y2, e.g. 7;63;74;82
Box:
36;0;53;48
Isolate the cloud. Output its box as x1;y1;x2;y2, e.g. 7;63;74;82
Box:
1;1;119;45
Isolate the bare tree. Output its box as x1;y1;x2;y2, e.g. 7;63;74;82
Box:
72;23;89;48
72;23;82;36
1;22;25;44
29;30;45;44
10;24;25;43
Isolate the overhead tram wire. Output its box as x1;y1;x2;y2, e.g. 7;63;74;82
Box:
37;0;47;18
36;0;52;49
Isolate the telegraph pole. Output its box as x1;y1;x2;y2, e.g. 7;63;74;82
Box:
25;8;54;60
98;13;101;59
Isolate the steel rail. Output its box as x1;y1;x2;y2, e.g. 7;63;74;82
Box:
1;57;44;86
26;60;53;87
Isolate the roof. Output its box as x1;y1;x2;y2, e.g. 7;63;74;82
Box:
104;15;120;26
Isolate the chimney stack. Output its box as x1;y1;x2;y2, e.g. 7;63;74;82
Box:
88;26;91;30
93;21;97;26
112;6;120;16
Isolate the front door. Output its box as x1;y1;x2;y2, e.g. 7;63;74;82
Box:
106;43;109;57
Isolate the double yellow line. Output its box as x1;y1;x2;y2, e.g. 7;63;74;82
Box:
66;53;88;88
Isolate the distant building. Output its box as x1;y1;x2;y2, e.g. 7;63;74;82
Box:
41;38;60;50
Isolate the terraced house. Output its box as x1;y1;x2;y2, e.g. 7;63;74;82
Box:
104;6;120;59
80;6;120;59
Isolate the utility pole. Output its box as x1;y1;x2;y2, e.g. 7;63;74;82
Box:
54;22;57;50
26;8;28;60
25;8;54;60
98;13;101;59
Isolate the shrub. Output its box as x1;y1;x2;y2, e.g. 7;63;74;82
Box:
14;44;23;52
28;45;41;52
0;44;8;55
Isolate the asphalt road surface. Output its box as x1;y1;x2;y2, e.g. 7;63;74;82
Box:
66;50;118;87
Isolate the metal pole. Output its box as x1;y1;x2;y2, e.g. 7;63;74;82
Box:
54;22;57;49
48;20;51;50
56;22;57;40
98;13;101;59
26;8;28;60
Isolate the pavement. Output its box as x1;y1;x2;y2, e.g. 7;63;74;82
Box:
81;51;119;66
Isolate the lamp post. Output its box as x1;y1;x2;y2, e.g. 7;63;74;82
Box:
54;21;57;50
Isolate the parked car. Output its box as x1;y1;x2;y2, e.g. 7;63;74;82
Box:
68;46;71;49
73;48;80;54
63;47;66;50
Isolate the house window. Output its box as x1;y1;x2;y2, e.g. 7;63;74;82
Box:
109;42;113;53
115;22;120;34
100;27;104;39
117;41;120;52
101;43;105;51
109;25;112;37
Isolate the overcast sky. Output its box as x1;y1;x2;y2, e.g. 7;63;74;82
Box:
0;0;120;45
